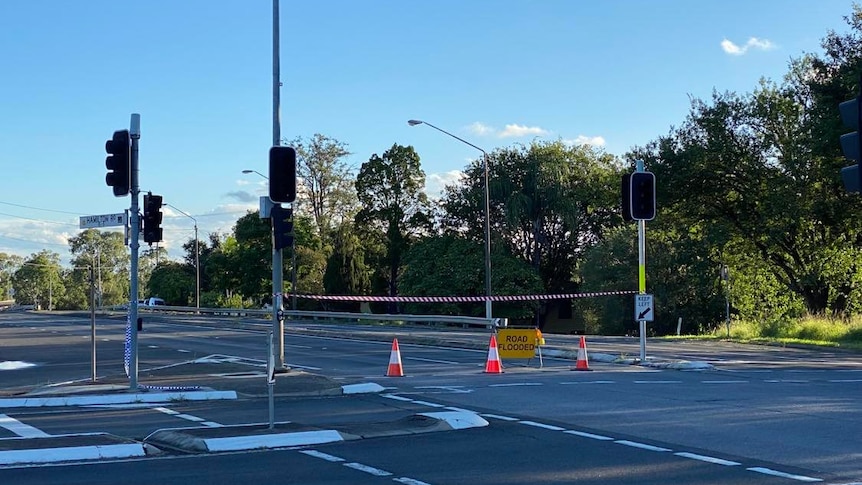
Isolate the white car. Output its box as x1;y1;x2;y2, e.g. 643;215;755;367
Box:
139;297;166;307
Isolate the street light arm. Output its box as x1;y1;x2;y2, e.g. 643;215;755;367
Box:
164;203;197;226
408;120;487;157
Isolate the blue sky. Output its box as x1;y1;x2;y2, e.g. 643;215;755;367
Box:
0;0;855;265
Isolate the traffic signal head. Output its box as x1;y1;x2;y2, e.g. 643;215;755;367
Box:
621;173;633;222
629;171;656;221
105;130;131;197
840;94;862;193
143;193;163;244
271;205;294;250
269;146;297;203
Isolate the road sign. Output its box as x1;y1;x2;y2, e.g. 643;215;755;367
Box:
497;328;542;359
635;294;654;322
79;212;128;229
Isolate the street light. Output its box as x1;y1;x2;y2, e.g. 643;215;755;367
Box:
408;119;492;320
165;203;199;312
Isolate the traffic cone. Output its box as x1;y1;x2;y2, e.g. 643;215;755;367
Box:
484;335;503;373
573;335;591;371
386;338;404;377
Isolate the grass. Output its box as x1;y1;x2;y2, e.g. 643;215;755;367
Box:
667;315;862;351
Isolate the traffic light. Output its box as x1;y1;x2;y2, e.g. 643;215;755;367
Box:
621;173;633;222
105;130;131;196
839;85;862;193
271;205;294;250
269;146;297;203
629;171;656;221
143;192;163;244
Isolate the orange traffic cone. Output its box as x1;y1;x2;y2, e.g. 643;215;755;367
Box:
573;335;591;371
386;338;404;377
484;335;503;373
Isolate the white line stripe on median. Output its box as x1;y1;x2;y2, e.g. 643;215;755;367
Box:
564;430;614;441
674;452;740;466
615;440;671;452
0;414;50;438
747;467;822;482
344;462;392;476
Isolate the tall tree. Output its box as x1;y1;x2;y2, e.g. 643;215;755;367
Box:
67;229;129;306
289;134;358;242
0;253;23;300
355;144;433;300
12;251;63;310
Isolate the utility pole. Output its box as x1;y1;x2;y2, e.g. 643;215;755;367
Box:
129;113;141;389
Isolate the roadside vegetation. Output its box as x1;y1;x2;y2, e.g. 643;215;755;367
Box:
6;8;862;344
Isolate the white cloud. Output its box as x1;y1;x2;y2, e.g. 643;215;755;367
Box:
467;122;494;136
425;170;465;199
498;124;548;138
564;135;606;147
721;37;776;56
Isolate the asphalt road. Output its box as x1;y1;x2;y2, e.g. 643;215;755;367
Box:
0;311;860;484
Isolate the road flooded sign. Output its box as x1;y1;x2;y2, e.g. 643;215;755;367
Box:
497;328;542;359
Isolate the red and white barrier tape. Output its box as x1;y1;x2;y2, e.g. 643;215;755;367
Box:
274;290;636;303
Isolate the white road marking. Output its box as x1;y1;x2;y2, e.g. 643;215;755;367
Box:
480;414;519;421
344;462;392;476
615;440;671;452
285;363;321;371
560;380;615;385
633;380;682;384
701;380;749;384
411;400;446;408
829;379;862;383
765;379;808;383
175;414;204;422
153;407;178;415
564;430;614;441
488;383;542;387
393;478;433;485
177;349;191;353
747;467;823;482
381;394;413;402
202;421;223;427
674;452;740;466
0;414;50;438
300;450;345;462
520;421;566;431
406;357;460;365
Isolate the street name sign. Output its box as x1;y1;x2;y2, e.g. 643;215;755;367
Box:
80;212;127;229
635;294;654;322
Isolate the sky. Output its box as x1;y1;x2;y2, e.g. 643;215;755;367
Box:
0;0;856;266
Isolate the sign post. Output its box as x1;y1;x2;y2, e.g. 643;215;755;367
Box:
79;212;128;229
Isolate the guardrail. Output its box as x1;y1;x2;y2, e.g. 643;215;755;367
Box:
126;304;504;329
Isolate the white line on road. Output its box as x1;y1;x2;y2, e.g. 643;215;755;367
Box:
405;357;461;365
701;380;749;384
829;379;862;383
411;400;446;408
344;462;392;476
285;363;321;371
520;421;566;431
480;414;519;421
300;450;345;462
765;380;809;383
633;380;682;384
393;478;433;485
488;383;542;387
177;349;191;353
0;414;50;438
560;380;615;385
674;452;740;466
615;440;672;452
564;430;614;441
747;467;823;482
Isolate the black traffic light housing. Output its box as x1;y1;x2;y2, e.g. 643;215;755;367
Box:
839;74;862;193
621;173;633;222
629;171;656;221
269;146;297;203
105;130;131;197
143;192;163;244
271;205;294;250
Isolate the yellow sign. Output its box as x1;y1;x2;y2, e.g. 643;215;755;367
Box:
497;328;542;359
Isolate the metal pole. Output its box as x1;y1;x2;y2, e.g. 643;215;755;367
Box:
271;0;286;369
291;199;297;311
129;113;141;390
195;224;200;312
408;120;492;319
636;160;647;362
90;265;96;382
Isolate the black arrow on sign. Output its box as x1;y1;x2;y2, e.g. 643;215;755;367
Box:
638;308;651;320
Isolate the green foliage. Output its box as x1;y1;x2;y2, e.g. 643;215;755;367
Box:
12;251;63;309
147;261;194;305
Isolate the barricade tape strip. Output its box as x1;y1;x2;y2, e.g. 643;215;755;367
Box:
272;290;636;303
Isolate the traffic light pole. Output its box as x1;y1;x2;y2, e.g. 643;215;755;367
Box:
129;113;141;390
636;160;647;362
271;0;286;370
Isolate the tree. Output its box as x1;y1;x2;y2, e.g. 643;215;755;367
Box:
12;251;63;310
355;144;433;302
324;220;371;301
0;253;23;300
289;134;358;242
67;229;129;306
147;261;194;305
